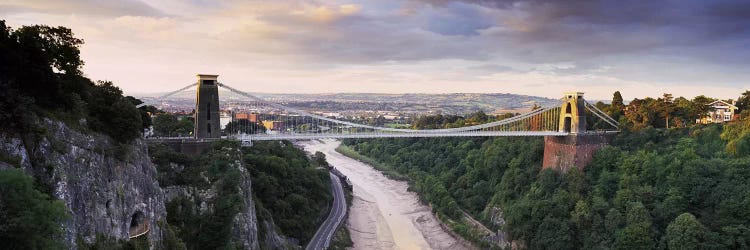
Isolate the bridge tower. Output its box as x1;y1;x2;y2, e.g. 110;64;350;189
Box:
559;92;587;133
543;92;611;172
194;74;221;139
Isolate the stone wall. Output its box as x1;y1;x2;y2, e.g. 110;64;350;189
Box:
542;134;613;172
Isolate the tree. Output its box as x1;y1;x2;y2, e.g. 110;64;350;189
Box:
613;91;624;107
153;113;193;137
153;114;179;137
0;169;69;249
666;213;705;250
126;96;156;132
86;81;142;143
312;151;328;167
9;22;84;109
689;95;714;121
615;202;653;250
661;93;675;128
736;90;750;112
224;119;264;135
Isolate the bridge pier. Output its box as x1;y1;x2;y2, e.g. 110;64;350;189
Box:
542;134;612;172
542;92;614;172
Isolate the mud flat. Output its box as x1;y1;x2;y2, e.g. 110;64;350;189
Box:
300;139;471;250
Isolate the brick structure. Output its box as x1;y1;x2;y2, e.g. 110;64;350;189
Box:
234;113;259;122
194;74;221;139
542;134;613;172
543;92;613;172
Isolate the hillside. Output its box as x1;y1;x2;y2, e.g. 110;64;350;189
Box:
343;119;750;249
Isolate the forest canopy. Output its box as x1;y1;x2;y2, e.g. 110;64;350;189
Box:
344;100;750;249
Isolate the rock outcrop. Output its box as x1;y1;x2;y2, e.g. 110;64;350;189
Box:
159;143;296;249
0;119;167;249
0;119;300;249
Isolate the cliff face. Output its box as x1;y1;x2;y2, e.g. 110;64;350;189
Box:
0;119;299;249
0;119;167;248
161;144;294;249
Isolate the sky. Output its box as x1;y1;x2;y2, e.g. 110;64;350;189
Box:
2;0;749;100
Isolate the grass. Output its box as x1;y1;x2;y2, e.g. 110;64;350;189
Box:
328;225;354;250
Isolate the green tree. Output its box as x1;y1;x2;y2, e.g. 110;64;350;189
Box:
736;90;750;112
616;202;653;250
312;151;328;167
690;95;715;121
0;169;69;249
153;114;179;136
87;81;142;143
153;113;193;137
721;117;750;155
666;213;705;250
126;96;156;132
612;91;624;107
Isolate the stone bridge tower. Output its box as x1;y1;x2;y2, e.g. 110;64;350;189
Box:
194;74;220;139
543;92;612;172
559;92;587;133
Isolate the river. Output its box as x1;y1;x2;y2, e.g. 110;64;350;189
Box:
300;139;471;250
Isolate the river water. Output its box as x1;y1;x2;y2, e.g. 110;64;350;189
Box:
300;139;471;250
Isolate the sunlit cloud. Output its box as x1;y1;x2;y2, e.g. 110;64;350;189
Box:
2;0;749;100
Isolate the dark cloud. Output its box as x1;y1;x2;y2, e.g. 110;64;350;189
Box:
414;0;750;61
423;2;494;36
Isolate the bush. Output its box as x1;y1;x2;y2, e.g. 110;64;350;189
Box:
0;169;69;249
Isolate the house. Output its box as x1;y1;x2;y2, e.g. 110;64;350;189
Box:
234;113;259;122
698;100;738;124
262;120;285;131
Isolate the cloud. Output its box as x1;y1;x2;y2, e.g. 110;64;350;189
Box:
0;0;164;17
3;0;749;99
422;2;494;36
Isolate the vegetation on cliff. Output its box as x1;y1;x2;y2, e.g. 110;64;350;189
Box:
150;140;332;248
0;20;150;143
0;169;69;249
344;95;750;248
244;141;333;244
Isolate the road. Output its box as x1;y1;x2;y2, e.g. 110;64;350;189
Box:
306;172;347;250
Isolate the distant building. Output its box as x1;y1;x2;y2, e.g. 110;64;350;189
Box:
220;111;232;129
234;113;259;122
698;100;738;124
262;120;285;131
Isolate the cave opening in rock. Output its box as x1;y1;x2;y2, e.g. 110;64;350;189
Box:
128;211;149;239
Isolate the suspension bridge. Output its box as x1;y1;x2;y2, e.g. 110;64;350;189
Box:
142;75;618;139
143;74;618;171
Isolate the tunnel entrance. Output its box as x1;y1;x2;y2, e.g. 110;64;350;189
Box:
128;211;150;239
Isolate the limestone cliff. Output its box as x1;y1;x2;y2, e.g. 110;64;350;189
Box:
0;119;167;248
157;142;297;249
0;119;300;249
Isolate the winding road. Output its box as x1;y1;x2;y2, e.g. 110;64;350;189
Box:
306;172;347;250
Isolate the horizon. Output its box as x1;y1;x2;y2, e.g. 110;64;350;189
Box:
3;0;750;100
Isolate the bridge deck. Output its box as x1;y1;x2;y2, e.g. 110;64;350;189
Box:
242;131;569;140
146;131;628;143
